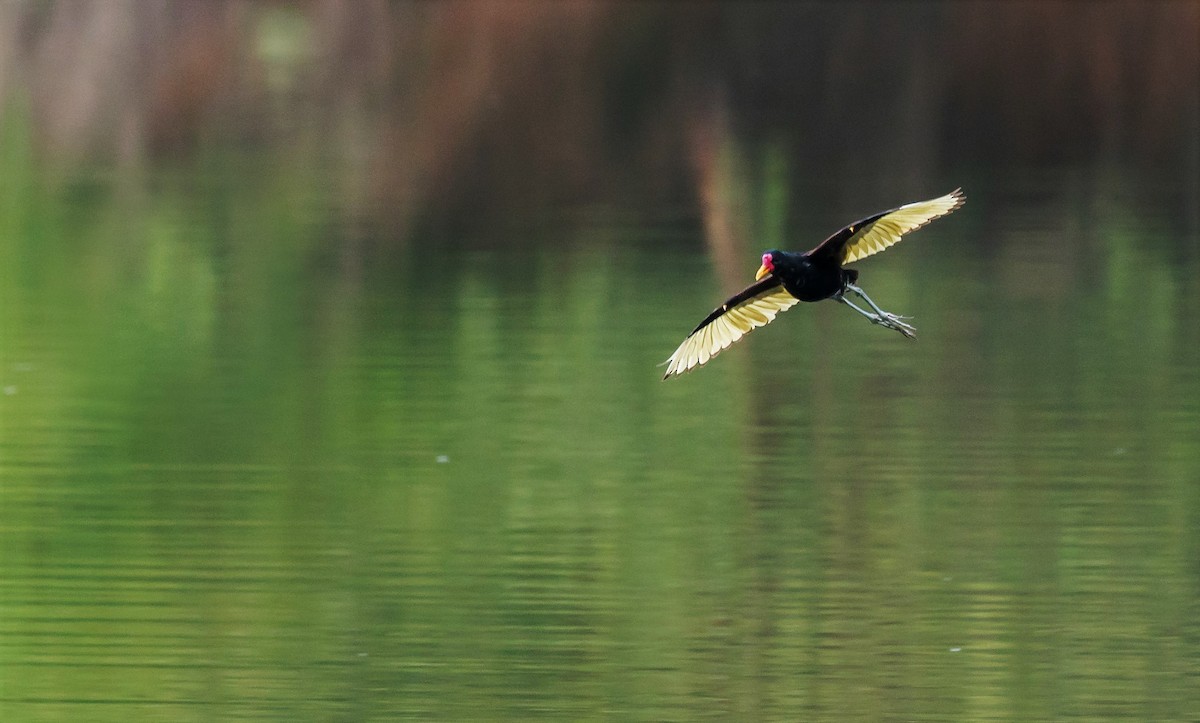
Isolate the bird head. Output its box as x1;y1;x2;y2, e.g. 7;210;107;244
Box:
756;251;777;280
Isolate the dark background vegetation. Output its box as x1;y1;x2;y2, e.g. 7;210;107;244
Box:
4;1;1197;241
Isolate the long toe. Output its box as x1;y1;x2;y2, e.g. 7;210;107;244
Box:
865;311;917;338
878;313;916;338
891;318;917;338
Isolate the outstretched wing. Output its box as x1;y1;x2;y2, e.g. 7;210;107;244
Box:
662;277;800;379
808;189;965;265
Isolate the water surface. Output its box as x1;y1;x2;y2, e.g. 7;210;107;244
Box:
3;154;1198;721
3;2;1200;716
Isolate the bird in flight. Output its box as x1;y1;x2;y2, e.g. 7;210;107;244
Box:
662;189;964;379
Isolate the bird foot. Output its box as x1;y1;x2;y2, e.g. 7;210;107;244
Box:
870;312;917;338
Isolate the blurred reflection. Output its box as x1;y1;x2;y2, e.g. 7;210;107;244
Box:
2;2;1199;720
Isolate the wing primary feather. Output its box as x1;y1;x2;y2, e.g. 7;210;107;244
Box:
662;279;802;378
807;189;964;265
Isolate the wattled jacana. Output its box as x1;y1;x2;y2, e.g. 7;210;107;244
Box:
662;189;964;378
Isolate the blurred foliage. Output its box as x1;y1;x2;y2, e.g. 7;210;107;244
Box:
0;0;1196;247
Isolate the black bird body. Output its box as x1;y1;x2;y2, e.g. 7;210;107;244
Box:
761;250;855;302
662;189;964;378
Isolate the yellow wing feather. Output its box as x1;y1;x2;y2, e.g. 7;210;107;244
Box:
662;287;799;378
841;189;964;264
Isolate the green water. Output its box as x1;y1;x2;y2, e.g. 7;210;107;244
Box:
2;139;1199;719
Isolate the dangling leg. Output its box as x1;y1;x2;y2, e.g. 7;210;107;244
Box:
837;295;916;337
837;295;879;322
841;284;916;338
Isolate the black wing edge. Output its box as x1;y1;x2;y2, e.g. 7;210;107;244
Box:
682;275;785;337
805;188;965;262
657;275;786;372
